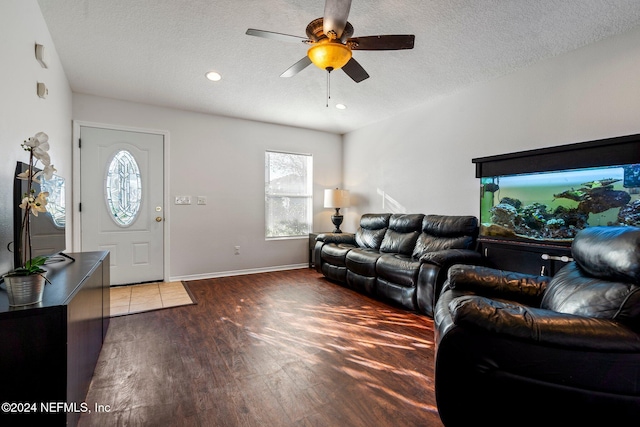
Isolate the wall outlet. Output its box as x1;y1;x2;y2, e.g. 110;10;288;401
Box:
175;196;191;205
234;246;240;255
197;196;207;205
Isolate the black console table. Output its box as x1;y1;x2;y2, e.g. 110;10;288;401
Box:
0;251;110;427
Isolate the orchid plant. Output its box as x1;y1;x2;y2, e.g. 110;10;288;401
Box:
9;132;56;277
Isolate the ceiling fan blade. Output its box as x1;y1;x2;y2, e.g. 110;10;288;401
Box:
246;28;307;44
280;56;313;78
323;0;352;38
349;35;415;50
342;58;369;83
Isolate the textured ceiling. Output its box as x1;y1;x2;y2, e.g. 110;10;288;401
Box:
37;0;640;134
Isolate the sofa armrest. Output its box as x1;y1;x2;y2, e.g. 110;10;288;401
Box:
447;264;549;307
316;232;356;245
450;295;640;351
415;250;483;317
419;249;483;267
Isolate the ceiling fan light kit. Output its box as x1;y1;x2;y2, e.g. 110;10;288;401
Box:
307;39;352;71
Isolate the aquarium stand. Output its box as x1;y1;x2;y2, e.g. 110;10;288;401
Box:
478;237;571;276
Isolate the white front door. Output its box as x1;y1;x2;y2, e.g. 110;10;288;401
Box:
79;126;164;285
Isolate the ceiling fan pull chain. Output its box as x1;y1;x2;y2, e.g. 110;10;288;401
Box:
326;67;334;108
326;69;330;107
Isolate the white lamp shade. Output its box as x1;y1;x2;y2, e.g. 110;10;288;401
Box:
324;189;350;208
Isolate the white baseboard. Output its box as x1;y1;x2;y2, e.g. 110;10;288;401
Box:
170;263;309;282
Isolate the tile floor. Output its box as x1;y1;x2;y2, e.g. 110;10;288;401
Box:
109;281;194;317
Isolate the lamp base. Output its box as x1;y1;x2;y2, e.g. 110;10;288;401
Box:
331;209;343;233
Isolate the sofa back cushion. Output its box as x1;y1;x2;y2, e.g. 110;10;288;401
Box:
541;263;640;328
541;226;640;328
380;214;424;255
412;215;478;258
571;226;640;283
355;213;391;249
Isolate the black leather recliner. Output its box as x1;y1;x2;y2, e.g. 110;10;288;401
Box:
434;226;640;426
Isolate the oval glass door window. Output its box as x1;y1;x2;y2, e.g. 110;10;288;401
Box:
105;150;142;226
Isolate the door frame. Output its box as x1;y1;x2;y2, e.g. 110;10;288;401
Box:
72;120;171;282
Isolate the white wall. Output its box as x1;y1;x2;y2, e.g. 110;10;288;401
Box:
72;94;342;280
0;0;72;276
342;25;640;232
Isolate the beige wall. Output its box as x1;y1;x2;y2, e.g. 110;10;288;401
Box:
342;25;640;232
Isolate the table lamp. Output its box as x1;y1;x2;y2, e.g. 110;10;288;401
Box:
324;188;350;233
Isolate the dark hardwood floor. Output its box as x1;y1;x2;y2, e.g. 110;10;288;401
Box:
79;269;444;426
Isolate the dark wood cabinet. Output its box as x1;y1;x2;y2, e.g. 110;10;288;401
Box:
478;238;572;276
0;251;110;427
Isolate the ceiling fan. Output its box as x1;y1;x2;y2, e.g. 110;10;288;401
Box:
245;0;415;84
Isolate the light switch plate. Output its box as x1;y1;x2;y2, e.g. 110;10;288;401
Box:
175;196;191;205
197;196;207;205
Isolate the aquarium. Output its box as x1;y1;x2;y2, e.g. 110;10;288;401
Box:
480;163;640;244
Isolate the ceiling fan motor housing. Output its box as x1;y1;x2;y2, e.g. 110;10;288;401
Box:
306;17;354;42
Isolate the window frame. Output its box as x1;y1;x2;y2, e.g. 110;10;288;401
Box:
264;150;313;240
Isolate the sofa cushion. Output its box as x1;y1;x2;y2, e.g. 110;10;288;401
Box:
389;214;425;232
571;226;640;283
412;215;478;258
422;214;479;237
541;262;640;327
346;248;384;277
321;243;356;267
380;229;421;255
412;235;474;258
376;253;421;287
379;214;423;255
355;228;387;249
354;213;391;249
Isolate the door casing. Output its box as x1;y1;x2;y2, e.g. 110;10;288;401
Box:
72;120;171;283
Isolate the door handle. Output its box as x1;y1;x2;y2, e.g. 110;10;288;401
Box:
156;217;163;222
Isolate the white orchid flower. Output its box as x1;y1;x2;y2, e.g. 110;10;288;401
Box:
17;169;35;181
23;132;51;166
40;164;57;181
44;164;56;180
34;149;51;166
30;192;49;216
23;132;49;149
19;196;33;211
19;192;49;216
15;132;54;270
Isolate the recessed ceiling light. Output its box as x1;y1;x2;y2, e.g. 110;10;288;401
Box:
336;104;347;110
205;71;222;81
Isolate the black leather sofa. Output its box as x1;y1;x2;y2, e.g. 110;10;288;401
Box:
314;213;480;316
433;226;640;426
